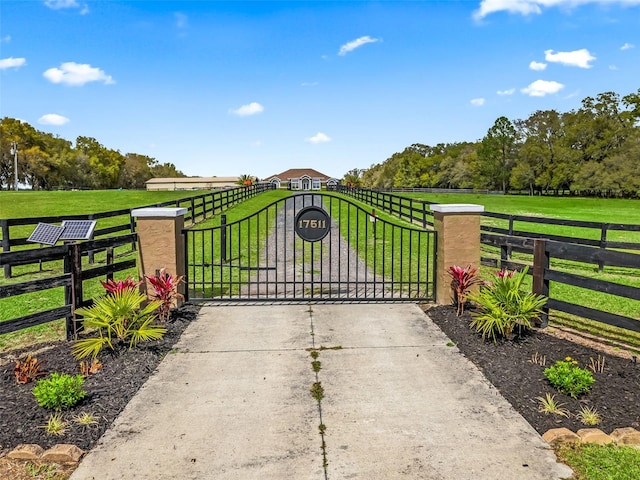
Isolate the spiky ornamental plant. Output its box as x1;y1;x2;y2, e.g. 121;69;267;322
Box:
72;288;166;359
467;267;547;342
145;268;184;322
100;275;141;295
447;264;482;316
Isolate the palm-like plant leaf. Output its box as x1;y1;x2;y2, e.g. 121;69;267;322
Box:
73;288;166;359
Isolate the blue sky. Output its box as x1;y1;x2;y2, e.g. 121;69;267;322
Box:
1;1;639;180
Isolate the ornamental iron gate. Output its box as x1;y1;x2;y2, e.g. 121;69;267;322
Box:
183;193;435;302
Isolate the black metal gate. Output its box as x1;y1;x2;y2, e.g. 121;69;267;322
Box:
183;193;435;302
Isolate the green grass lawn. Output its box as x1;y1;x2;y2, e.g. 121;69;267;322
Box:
404;193;640;224
557;443;640;480
0;189;208;219
0;188;276;351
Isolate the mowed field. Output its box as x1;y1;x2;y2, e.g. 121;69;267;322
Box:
2;190;640;350
0;189;208;219
0;189;289;350
404;192;640;347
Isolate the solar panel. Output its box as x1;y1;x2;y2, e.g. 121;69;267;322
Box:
60;220;97;240
27;223;64;245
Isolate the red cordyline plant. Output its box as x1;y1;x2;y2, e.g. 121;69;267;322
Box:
100;276;141;295
495;269;515;279
145;268;184;322
447;264;482;316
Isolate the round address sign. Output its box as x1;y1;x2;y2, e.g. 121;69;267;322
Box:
294;206;331;242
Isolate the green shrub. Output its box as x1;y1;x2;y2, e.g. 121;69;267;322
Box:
72;288;166;359
33;373;86;410
544;357;595;398
467;267;547;342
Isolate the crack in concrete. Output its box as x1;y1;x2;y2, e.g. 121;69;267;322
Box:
308;304;330;480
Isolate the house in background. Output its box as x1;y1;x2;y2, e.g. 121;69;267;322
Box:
145;177;239;191
263;168;339;191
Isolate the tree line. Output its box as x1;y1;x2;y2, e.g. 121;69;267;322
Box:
348;89;640;196
0;117;185;190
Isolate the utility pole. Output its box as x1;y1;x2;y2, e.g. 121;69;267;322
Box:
9;141;18;191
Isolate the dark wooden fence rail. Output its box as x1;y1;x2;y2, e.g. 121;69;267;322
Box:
0;183;275;338
337;185;640;333
0;234;137;339
481;234;640;333
1;184;274;278
336;186;640;253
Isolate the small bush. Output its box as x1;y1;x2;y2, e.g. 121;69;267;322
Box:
544;357;595;398
14;355;46;384
72;288;166;359
447;264;481;316
468;267;547;342
33;373;86;410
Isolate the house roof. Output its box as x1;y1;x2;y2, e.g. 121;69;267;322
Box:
264;168;335;182
146;177;239;184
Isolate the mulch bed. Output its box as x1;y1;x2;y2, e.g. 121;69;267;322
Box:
1;302;639;457
0;304;200;453
424;304;640;435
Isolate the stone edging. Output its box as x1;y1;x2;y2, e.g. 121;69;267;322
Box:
7;443;83;464
543;426;640;446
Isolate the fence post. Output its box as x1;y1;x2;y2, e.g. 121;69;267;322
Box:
131;207;187;307
598;224;608;272
532;238;550;328
500;244;508;270
221;214;227;262
64;242;83;340
1;219;11;278
87;214;96;264
507;215;514;259
106;247;114;282
129;214;137;252
431;204;484;305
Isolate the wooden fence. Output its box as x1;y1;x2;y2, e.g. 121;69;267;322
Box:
0;183;274;339
335;185;640;333
483;235;640;333
0;234;136;338
1;184;273;278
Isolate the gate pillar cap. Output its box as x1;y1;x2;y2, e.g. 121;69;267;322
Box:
430;204;484;213
131;207;188;218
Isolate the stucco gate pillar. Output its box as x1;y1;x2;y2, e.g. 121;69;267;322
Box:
131;207;187;306
430;204;484;305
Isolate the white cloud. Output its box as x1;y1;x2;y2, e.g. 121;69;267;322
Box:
1;35;11;43
609;64;618;70
621;42;635;50
474;0;640;20
529;61;547;71
175;12;188;29
497;88;516;95
38;114;70;126
521;79;564;96
306;132;331;144
544;48;596;68
0;57;26;70
338;36;380;56
301;82;319;87
229;102;264;116
43;62;114;86
470;98;486;106
45;0;89;13
45;0;78;8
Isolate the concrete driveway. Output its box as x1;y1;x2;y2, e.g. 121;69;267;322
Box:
70;303;572;480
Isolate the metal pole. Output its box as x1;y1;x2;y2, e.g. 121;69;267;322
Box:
10;142;18;191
